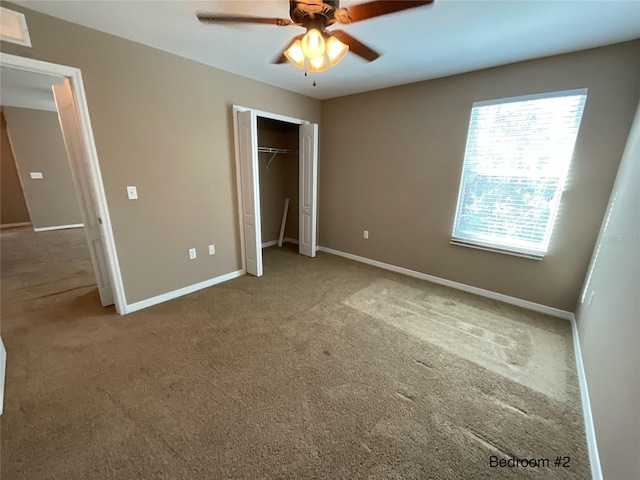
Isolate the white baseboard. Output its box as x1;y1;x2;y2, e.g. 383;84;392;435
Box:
0;222;31;229
34;223;84;232
0;337;6;415
262;238;299;248
316;246;573;321
125;269;244;314
570;314;602;480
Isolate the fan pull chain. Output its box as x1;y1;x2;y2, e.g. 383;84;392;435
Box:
302;68;316;87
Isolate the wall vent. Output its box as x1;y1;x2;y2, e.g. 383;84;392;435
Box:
0;7;32;47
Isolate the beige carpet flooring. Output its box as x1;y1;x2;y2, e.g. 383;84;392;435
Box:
1;227;589;479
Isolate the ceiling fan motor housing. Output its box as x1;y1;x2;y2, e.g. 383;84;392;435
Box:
290;0;339;26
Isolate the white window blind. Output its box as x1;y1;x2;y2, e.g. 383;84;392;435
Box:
452;89;587;258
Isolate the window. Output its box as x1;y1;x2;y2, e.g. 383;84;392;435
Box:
452;89;587;258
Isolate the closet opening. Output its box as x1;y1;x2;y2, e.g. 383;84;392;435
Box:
257;118;299;251
233;106;318;277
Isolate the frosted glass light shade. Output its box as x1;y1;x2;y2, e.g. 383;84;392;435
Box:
308;55;328;72
284;40;305;69
301;29;325;59
326;36;349;66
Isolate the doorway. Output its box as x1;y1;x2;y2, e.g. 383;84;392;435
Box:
0;53;126;314
232;106;318;277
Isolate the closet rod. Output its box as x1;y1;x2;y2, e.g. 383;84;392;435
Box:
258;146;292;154
258;146;296;170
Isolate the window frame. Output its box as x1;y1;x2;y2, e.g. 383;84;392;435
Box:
450;88;588;260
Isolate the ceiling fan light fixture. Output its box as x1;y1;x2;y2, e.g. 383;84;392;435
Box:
199;0;434;77
284;40;305;69
301;28;325;59
308;55;328;72
326;35;349;66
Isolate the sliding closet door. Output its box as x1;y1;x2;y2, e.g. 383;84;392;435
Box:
299;123;318;257
238;110;263;276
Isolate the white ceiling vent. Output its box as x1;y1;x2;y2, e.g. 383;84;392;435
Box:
0;7;32;47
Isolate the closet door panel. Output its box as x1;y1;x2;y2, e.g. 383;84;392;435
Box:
299;123;318;257
238;110;263;276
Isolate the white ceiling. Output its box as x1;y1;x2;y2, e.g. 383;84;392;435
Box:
11;0;640;100
0;65;63;111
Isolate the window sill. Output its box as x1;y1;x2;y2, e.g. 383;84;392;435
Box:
450;240;544;260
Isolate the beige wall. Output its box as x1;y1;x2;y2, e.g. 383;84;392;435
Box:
0;3;321;304
283;129;299;241
0;110;30;225
257;118;299;243
3;107;83;229
575;102;640;480
320;40;640;311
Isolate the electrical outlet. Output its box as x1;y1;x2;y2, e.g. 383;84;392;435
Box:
127;186;138;200
363;230;369;239
208;244;216;255
189;248;197;260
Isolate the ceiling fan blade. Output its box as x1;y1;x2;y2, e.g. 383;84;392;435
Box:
196;13;293;27
335;0;433;24
331;30;380;62
273;35;305;64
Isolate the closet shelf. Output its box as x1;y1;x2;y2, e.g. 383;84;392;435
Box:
258;146;296;170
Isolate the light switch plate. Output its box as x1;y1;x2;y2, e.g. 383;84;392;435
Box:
189;248;197;260
127;186;138;200
208;245;215;255
363;230;369;239
30;172;43;179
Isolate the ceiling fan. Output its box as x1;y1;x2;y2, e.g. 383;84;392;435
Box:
197;1;434;73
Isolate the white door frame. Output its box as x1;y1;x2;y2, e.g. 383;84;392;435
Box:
0;53;127;314
232;105;314;274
